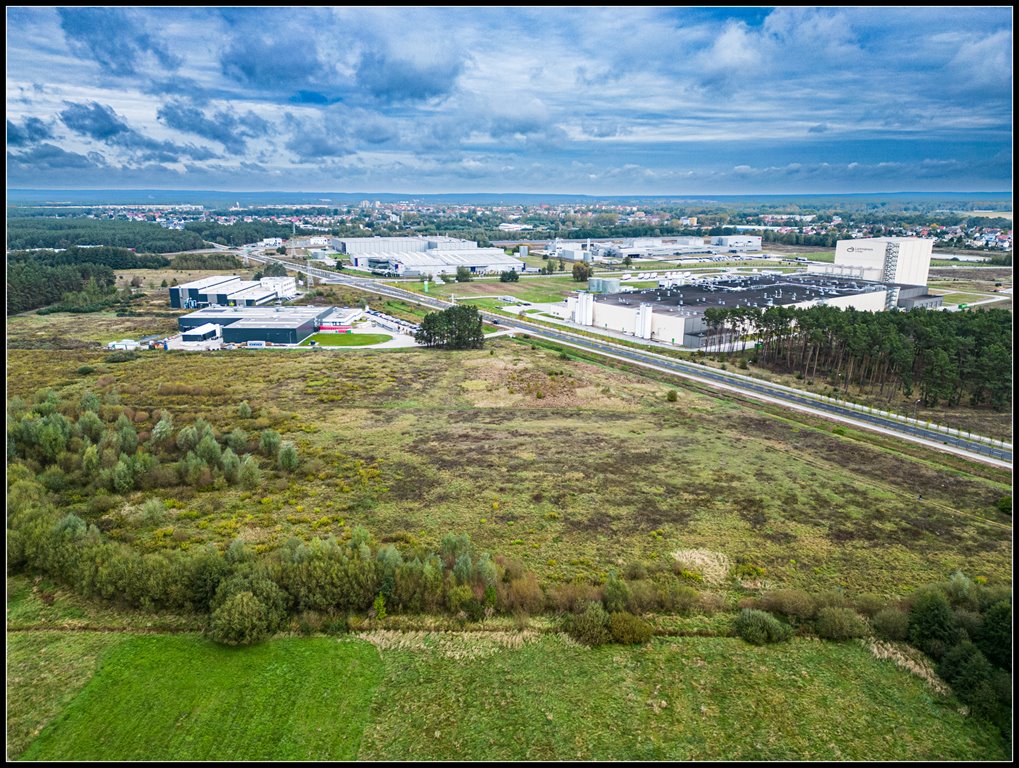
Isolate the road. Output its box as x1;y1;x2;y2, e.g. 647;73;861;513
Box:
246;253;1013;467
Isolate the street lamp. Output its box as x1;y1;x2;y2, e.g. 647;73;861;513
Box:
912;398;922;421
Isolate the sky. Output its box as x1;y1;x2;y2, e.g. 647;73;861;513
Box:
5;6;1013;195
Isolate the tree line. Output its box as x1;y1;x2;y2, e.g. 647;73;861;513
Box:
8;246;170;270
704;305;1011;409
182;221;313;247
7;261;116;315
6;218;206;252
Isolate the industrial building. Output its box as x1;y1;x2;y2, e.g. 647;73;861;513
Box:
176;305;336;345
711;235;763;252
169;275;298;308
808;237;934;287
547;236;746;263
551;272;937;348
330;236;525;277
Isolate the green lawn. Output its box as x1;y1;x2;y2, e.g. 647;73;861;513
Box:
7;631;1006;761
930;293;993;306
300;332;393;347
20;635;384;761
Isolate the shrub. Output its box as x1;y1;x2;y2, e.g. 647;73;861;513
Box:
734;609;792;645
76;365;96;375
666;389;678;403
238;454;261;489
259;429;281;457
813;590;851;611
815;607;869;640
602;570;629;613
761;589;816;621
277;441;299;472
501;573;544;615
872;607;910;641
976;601;1011;671
105;351;138;363
609;611;653;645
221;448;241;484
209;591;271;646
909;590;961;660
226;428;248;454
995;495;1011;515
373;594;386;620
140;498;166;525
79;391;101;413
238;401;252;419
938;641;998;713
196;433;223;469
568;602;611;646
854;593;888;618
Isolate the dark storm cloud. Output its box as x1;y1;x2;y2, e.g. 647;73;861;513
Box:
58;7;181;76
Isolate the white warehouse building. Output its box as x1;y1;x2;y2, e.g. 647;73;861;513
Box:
330;236;524;277
711;235;762;252
810;237;934;287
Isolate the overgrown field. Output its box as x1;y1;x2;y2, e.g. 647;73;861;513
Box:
7;627;1006;761
6;335;1011;597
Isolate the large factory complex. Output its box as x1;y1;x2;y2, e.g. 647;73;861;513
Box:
153;235;942;352
330;236;525;277
548;237;942;348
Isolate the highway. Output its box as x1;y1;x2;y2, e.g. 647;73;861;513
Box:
247;253;1013;467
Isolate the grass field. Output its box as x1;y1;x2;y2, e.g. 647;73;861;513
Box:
18;635;383;761
5;337;1010;596
6;628;1005;761
299;332;393;347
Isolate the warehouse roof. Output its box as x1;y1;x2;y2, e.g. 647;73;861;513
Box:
182;305;329;323
365;248;523;267
595;273;888;315
175;274;241;290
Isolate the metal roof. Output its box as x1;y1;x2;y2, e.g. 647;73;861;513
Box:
175;274;241;290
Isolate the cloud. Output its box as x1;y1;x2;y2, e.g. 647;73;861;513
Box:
59;101;131;141
60;101;219;163
58;7;180;76
157;99;271;153
220;24;330;93
283;114;354;160
355;47;465;103
808;123;830;134
8;143;106;171
7;117;54;146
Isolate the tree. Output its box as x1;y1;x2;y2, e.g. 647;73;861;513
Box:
909;590;960;659
455;266;472;282
276;246;287;255
622;255;633;267
262;261;287;278
209;591;271;646
572;263;592;282
499;270;519;282
415;305;485;350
